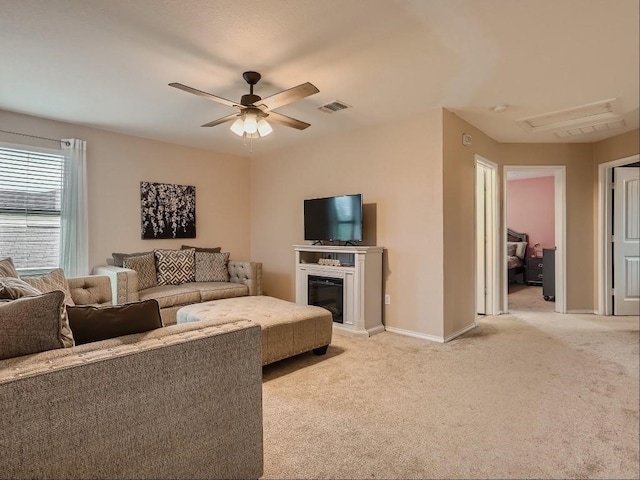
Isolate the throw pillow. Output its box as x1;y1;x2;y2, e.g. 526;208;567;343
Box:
21;268;76;306
195;251;230;282
0;277;42;300
123;253;157;291
181;245;222;253
67;299;163;345
111;251;153;268
506;243;518;257
0;257;19;278
154;248;195;285
0;291;73;360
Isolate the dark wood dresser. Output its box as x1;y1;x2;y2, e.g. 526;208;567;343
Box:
525;256;544;285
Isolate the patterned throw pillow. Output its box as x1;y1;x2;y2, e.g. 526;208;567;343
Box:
0;257;19;278
21;268;76;306
0;290;73;359
123;253;158;291
154;249;195;285
195;252;230;282
0;277;42;300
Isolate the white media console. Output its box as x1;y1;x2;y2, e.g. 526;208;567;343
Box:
294;245;384;337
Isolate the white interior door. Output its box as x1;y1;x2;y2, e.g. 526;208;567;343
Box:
476;164;487;315
613;167;640;315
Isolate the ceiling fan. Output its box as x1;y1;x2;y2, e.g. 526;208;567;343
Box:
169;71;319;138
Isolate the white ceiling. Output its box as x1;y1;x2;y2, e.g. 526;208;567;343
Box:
1;0;638;157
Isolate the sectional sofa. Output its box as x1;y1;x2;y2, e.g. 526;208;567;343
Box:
0;274;264;479
93;248;263;325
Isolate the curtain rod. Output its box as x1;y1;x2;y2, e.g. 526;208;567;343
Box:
0;129;71;146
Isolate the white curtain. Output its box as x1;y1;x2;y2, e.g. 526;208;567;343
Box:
59;139;89;277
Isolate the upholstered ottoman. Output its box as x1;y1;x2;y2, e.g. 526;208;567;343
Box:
176;295;333;365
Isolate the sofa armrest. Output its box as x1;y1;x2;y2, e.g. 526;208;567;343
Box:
0;319;263;479
228;261;263;296
67;275;113;306
92;265;139;305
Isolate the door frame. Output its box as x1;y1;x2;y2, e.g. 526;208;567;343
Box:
475;155;500;316
503;165;566;313
596;153;640;315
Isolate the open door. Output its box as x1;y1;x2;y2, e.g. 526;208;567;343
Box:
613;167;640;315
476;164;487;314
476;156;497;316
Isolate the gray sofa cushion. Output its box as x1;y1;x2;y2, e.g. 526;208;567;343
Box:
139;284;201;309
0;291;71;359
67;299;163;345
111;251;153;268
196;282;249;302
181;245;221;253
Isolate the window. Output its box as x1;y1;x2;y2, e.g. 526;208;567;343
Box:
0;143;64;275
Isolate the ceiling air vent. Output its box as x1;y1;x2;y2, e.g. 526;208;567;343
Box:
318;100;351;113
554;119;626;138
517;98;623;136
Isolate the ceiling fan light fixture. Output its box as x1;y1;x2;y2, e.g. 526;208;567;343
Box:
257;119;273;137
230;118;245;136
243;113;258;134
172;71;319;146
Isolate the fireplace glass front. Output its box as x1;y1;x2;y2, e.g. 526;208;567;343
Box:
308;275;344;323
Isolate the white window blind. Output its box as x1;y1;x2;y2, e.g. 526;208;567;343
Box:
0;144;64;275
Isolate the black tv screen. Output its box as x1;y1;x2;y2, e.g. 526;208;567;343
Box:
304;194;363;242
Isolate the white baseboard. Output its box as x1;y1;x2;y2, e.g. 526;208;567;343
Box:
444;323;477;342
384;326;444;343
385;322;477;344
566;310;596;314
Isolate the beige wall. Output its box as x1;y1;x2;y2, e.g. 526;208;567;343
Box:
442;110;609;330
442;110;502;337
251;110;445;337
0;109;251;270
592;129;639;165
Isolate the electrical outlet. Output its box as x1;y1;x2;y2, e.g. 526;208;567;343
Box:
384;294;391;305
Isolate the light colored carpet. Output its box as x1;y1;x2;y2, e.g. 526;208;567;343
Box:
508;283;555;313
261;307;639;479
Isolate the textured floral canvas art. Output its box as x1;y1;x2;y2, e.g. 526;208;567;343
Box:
141;181;196;239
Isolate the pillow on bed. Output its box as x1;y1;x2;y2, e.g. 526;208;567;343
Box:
507;241;527;259
506;243;518;256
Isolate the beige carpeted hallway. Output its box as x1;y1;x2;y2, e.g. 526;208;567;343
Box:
261;295;639;479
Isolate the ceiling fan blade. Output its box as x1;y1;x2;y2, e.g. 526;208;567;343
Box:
169;82;240;109
256;82;319;111
267;111;311;130
201;113;240;128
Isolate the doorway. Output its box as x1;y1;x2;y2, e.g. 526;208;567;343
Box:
475;156;499;316
503;166;566;314
597;154;640;315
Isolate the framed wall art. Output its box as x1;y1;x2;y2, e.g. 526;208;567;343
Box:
140;181;196;239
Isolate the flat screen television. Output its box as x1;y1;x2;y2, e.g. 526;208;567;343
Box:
304;194;363;242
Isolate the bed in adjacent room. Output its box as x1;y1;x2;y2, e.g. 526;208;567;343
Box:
507;228;528;284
